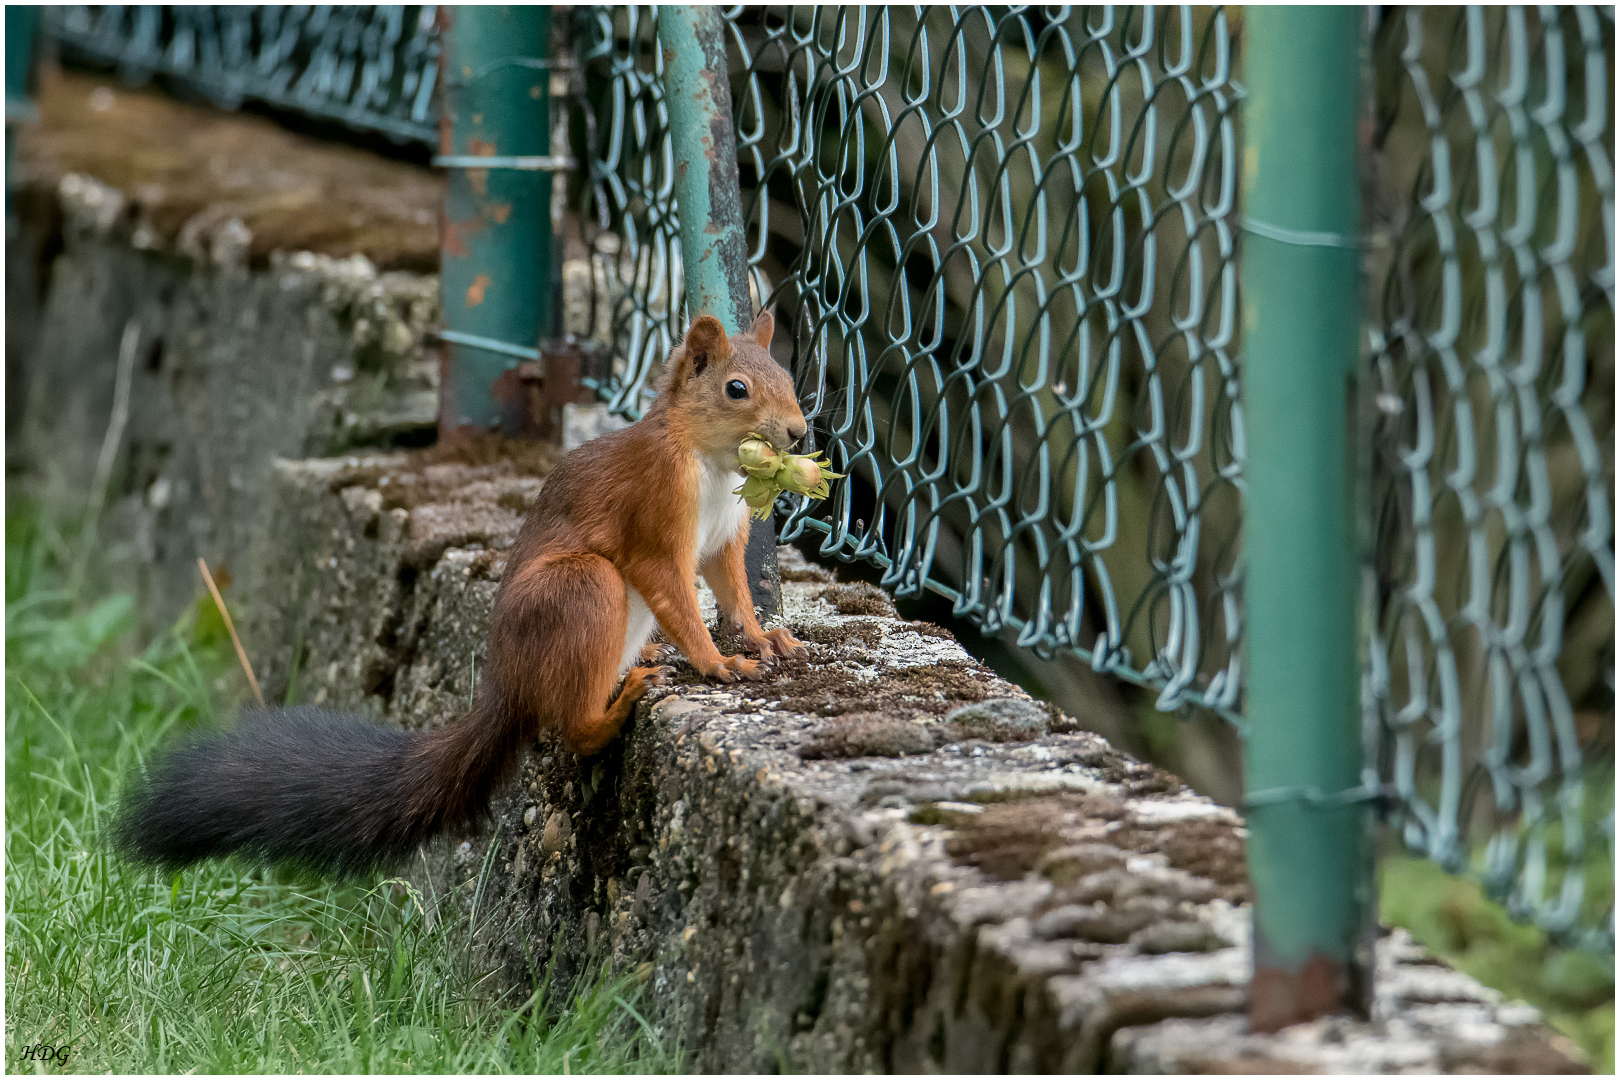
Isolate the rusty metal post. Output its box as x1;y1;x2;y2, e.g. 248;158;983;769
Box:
533;338;598;444
657;5;781;622
436;6;560;440
1239;7;1374;1033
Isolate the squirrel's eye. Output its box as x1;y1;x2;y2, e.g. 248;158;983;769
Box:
725;379;749;400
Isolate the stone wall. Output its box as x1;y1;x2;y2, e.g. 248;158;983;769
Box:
7;73;618;636
8;71;445;635
17;181;437;636
232;449;1588;1073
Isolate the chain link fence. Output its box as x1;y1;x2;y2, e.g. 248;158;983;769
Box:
34;4;1614;950
577;6;1247;721
44;5;441;145
576;2;1613;950
1365;6;1613;949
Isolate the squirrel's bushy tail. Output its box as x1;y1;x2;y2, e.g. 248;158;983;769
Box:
113;702;517;876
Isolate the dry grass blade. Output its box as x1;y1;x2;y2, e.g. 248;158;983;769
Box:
69;318;140;595
197;556;265;709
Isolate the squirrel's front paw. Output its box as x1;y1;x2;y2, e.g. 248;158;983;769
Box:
745;626;808;659
701;654;764;682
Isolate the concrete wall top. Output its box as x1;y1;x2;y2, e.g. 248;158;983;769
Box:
234;447;1590;1074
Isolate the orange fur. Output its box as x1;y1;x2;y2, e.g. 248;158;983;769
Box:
484;310;809;755
112;311;817;878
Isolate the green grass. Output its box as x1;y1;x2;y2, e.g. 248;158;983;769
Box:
1381;852;1614;1072
5;504;678;1073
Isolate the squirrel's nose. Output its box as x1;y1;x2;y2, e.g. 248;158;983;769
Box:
787;419;807;446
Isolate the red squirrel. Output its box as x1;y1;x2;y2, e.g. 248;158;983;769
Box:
115;312;809;875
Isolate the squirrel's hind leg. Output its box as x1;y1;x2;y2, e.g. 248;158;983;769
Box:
584;663;671;755
491;552;662;757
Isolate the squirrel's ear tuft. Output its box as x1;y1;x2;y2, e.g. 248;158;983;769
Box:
683;315;728;378
748;309;775;348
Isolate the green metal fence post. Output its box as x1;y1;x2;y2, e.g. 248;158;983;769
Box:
657;5;781;622
5;5;41;214
436;6;558;440
1239;7;1374;1031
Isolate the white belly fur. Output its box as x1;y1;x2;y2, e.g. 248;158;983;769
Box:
694;452;750;563
618;586;657;675
617;454;747;675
